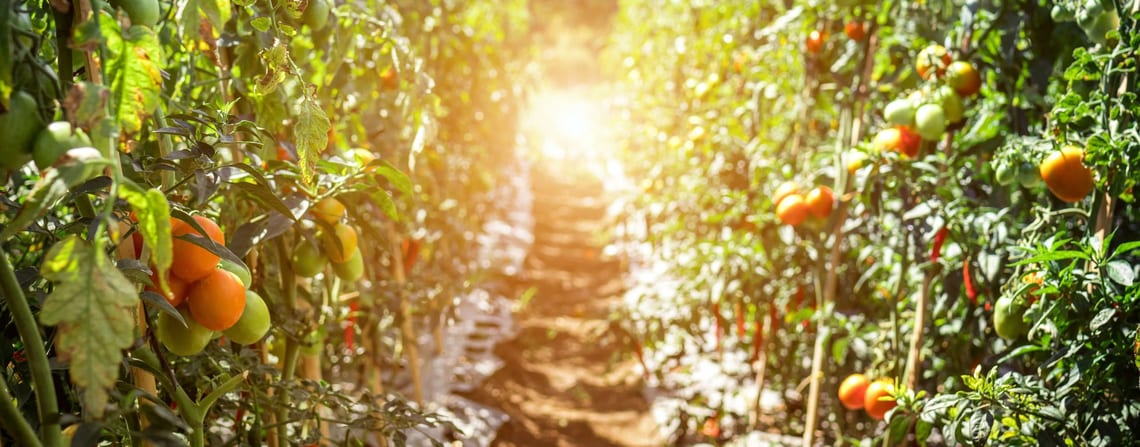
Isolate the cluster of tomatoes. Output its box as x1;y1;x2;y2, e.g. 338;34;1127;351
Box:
0;92;102;173
292;197;365;283
773;182;834;226
837;373;898;421
139;215;271;356
871;44;982;158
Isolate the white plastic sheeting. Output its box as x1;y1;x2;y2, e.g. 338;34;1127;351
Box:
405;158;534;447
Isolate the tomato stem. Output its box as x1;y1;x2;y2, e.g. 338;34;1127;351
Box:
0;369;43;447
0;252;63;447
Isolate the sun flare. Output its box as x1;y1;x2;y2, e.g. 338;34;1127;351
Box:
524;89;609;162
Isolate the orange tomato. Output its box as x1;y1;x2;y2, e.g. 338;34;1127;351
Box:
805;186;834;218
170;215;225;282
145;271;191;307
863;379;897;420
186;268;247;331
321;222;359;263
844;21;866;41
776;194;810;226
946;61;982;96
311;197;346;223
772;181;800;207
1039;145;1094;203
838;373;870;410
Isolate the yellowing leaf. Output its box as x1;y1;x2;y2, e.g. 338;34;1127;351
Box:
39;236;139;418
295;96;330;185
102;13;165;134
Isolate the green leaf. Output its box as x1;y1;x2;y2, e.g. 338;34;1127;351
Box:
369;190;399;221
39;236;139;418
102;15;165;134
251;17;272;32
1090;308;1115;331
1012;250;1089;265
119;181;172;292
967;410;993;445
1113;240;1140;257
1103;260;1135;286
372;160;413;197
831;335;849;364
295;96;330;186
0;169;70;240
912;421;930;444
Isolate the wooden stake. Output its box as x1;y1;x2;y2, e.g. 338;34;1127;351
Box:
387;224;424;405
801;205;849;447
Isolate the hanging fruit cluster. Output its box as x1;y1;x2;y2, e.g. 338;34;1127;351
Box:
873;45;981;158
773;181;835;226
142;215;270;356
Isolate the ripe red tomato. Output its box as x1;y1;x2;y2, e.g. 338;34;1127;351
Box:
844;21;866;41
805;30;826;54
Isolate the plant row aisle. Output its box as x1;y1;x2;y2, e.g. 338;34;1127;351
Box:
603;0;1140;445
0;0;534;445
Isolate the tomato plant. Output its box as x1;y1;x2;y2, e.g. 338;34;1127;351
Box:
0;0;531;445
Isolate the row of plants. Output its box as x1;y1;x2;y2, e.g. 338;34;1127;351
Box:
1;0;531;445
604;0;1138;444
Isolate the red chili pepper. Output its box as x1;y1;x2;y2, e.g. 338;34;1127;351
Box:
12;350;25;363
345;301;359;351
401;239;422;273
734;301;746;338
931;226;949;262
233;391;251;423
963;258;978;305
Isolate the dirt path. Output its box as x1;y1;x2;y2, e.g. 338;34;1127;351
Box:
462;168;661;447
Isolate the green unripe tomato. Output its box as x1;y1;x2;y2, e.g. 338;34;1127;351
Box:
884;98;916;126
331;248;364;282
0;91;45;169
993;294;1029;340
1080;9;1118;45
994;162;1017;186
223;290;272;345
217;257;252;288
914;104;947;141
302;0;330;30
935;86;965;124
113;0;161;27
292;240;328;277
33;122;92;170
1017;162;1042;188
155;308;214;356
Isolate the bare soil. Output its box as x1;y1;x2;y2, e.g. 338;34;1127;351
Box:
461;170;661;447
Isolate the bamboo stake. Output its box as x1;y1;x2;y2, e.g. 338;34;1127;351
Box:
387;224;423;406
800;205;849;447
